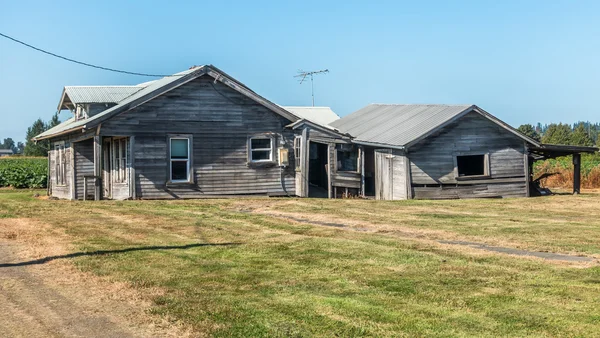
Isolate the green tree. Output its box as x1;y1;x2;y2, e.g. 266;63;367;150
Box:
23;118;49;156
48;112;60;129
1;138;15;152
571;123;594;146
541;123;572;145
16;142;24;154
517;124;540;142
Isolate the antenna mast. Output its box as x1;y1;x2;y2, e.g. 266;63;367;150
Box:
295;69;329;106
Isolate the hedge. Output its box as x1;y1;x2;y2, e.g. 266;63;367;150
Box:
0;157;48;188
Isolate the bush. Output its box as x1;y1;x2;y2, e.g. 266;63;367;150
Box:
534;153;600;189
0;157;48;188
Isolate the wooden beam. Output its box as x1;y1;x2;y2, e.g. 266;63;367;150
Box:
327;143;334;199
93;135;102;200
573;153;581;195
300;128;309;197
130;136;136;199
359;146;365;197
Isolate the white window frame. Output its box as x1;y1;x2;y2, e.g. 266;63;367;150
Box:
249;136;274;163
54;141;66;186
169;136;192;183
293;135;302;170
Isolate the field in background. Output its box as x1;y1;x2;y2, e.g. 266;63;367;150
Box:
534;154;600;189
0;157;47;188
1;190;599;337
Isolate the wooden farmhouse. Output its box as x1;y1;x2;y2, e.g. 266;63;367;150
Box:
35;65;597;200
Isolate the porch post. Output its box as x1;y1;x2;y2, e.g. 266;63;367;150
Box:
573;153;581;195
93;135;102;200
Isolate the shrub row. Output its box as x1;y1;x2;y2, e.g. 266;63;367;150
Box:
0;157;48;188
534;154;600;189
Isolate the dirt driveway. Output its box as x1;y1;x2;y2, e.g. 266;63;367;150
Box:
0;218;188;338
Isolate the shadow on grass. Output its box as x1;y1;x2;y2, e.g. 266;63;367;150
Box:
0;242;241;268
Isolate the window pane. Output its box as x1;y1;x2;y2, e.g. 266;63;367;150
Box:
252;150;271;161
457;155;485;176
337;150;358;171
251;138;271;149
171;139;188;159
171;161;188;180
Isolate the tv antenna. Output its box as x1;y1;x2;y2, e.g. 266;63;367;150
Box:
295;69;329;106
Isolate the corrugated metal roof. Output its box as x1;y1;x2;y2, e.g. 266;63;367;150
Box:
282;106;340;127
36;65;303;140
38;68;199;140
62;86;145;105
330;104;474;147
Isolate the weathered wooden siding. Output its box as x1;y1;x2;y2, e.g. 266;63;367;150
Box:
73;139;94;200
48;142;72;200
409;112;527;199
100;75;296;199
374;149;409;200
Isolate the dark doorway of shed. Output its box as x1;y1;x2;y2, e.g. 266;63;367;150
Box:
363;147;376;198
308;141;329;198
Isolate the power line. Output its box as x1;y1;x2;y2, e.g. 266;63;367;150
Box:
0;32;173;77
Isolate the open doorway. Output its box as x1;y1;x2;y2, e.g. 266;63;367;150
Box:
308;141;329;197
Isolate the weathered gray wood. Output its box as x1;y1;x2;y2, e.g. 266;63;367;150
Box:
130;136;136;199
97;77;298;199
73;139;94;200
360;146;365;197
408;111;527;199
93;135;101;200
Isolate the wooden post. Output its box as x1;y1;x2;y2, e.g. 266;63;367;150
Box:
327;143;334;199
130;136;136;199
93;135;102;200
359;146;365;197
300;128;309;197
573;153;581;195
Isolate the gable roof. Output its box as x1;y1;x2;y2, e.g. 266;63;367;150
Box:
282;106;340;127
34;65;302;141
330;104;541;149
57;85;150;110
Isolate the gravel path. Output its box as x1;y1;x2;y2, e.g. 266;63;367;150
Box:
258;212;597;263
0;241;137;338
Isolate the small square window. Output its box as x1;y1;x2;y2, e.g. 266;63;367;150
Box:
456;154;487;177
249;137;273;162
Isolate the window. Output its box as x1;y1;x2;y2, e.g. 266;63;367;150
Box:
249;137;273;162
170;137;191;182
112;138;127;183
336;144;358;172
456;154;488;177
293;136;301;169
54;142;66;186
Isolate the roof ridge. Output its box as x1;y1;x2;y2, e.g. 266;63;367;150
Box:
369;103;473;107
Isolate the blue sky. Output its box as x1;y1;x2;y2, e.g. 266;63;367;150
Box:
1;0;599;142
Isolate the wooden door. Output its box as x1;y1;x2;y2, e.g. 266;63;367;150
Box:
375;149;393;200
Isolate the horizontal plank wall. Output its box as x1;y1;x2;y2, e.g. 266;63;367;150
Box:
409;111;527;199
100;75;296;199
73;139;94;200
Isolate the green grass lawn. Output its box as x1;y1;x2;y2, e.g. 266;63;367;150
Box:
1;190;600;337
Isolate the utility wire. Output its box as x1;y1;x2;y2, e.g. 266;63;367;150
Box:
0;32;174;77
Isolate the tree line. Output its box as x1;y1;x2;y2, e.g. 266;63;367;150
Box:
517;122;599;147
0;113;60;156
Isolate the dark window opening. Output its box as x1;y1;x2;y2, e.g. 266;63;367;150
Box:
336;144;358;172
457;154;486;177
